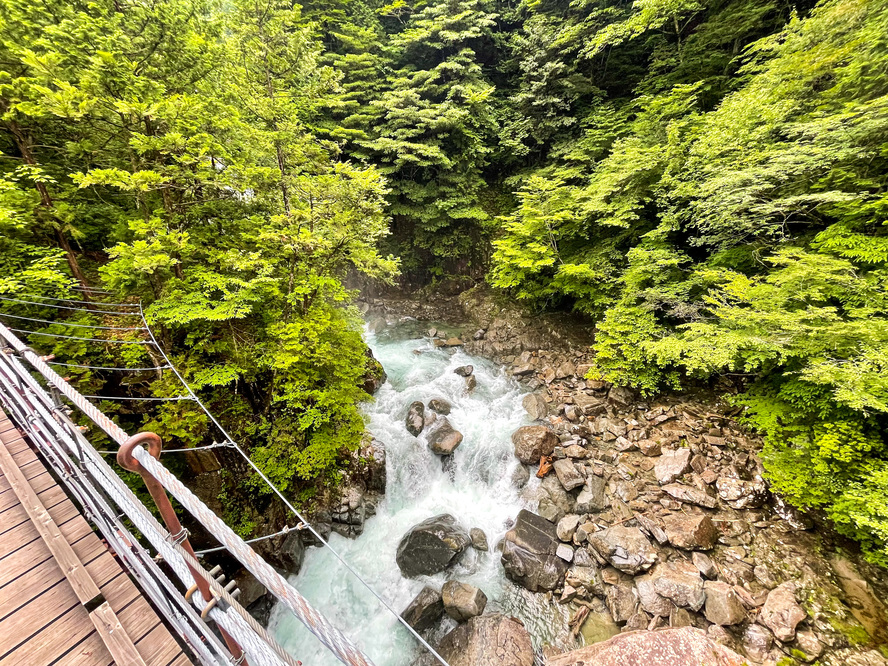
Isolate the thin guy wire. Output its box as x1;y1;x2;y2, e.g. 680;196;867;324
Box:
0;296;143;316
71;285;113;292
48;360;171;371
96;442;228;454
7;327;151;344
6;292;141;308
0;312;147;331
194;526;292;556
138;304;450;666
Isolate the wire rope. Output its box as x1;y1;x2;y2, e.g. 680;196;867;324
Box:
4;292;140;308
0;312;147;331
6;327;151;344
0;296;144;316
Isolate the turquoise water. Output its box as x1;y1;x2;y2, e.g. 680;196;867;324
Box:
269;321;570;665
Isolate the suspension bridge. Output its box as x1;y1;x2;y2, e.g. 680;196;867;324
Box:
0;290;448;666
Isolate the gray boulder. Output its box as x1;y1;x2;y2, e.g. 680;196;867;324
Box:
661;483;719;509
635;574;673;617
651;561;705;612
553;458;585;491
511;425;559;464
406;401;426;437
606;582;639;624
703;581;747;626
575;475;609;513
759;583;806;642
442;581;487;621
501;510;569;592
522;393;549;420
434;614;533;666
401;586;444;632
396;514;471;577
587;526;658;574
716;476;768;509
454;365;474;377
427;418;464;455
654;449;692;484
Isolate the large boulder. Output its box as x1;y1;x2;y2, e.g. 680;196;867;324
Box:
575;475;609;513
654;449;692;484
587;526;659;574
661;484;719;509
442;581;487;621
427;418;464;455
428;398;452;415
553;459;585;491
434;614;533;666
401;586;444;632
511;425;559;464
759;583;806;642
522;393;549;420
501;510;569;592
704;581;747;626
406;401;426;437
546;627;747;666
651;561;705;612
396;514;471;577
662;513;718;550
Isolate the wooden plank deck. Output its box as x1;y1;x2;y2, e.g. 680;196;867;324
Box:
0;409;194;666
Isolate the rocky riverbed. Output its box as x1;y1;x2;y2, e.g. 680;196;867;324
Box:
345;287;888;666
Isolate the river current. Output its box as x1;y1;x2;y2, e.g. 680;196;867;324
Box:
269;320;570;665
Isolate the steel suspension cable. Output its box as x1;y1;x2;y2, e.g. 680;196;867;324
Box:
137;305;450;666
5;292;141;308
6;327;151;344
0;296;143;316
0;312;147;331
47;360;170;371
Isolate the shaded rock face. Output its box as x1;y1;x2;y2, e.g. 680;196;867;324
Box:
401;586;444;632
501;510;569;592
427;418;464;455
470;527;489;551
435;614;533;666
716;476;768;509
546;627;747;666
396;514;471;577
406;401;426;437
759;583;806;641
652;561;705;612
331;485;366;538
522;393;549;420
553;458;585;491
587;526;658;574
575;474;608;513
511;425;559;464
442;581;487;621
704;581;747;626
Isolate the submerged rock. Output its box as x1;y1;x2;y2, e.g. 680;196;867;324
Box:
511;425;559;464
470;527;489;551
401;586;444;632
434;614;533;666
428;398;452;415
547;627;747;666
501;509;569;592
396;514;471;577
442;581;487;621
454;365;474;377
406;401;426;437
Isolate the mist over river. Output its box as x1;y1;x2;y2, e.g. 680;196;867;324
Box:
269;320;571;665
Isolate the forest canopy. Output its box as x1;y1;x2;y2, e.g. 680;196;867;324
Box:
2;0;887;562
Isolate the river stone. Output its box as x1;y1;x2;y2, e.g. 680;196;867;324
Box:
401;586;444;631
465;375;477;392
573;393;607;416
553;459;585;491
396;514;471;577
454;365;474;377
547;627;747;666
606;582;638;624
742;623;774;662
693;552;718;579
427;418;464;455
575;474;609;513
635;574;674;617
442;581;487;621
511;425;559;464
434;614;533;666
522;393;549;420
512;464;530;488
703;581;747;626
652;561;705;611
759;582;806;642
661;483;719;509
587;526;658;574
566;565;604;597
428;398;452;415
556;514;581;542
406;401;426;437
655;448;692;484
501;509;569;592
716;476;768;509
444;337;464;347
662;513;718;550
470;527;489;551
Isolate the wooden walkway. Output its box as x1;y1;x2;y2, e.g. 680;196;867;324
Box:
0;409;194;666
